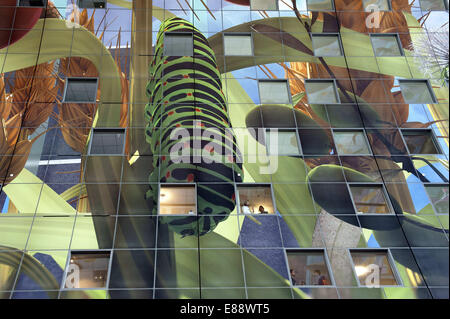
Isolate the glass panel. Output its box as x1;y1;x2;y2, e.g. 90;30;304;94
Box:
312;35;342;57
371;35;402;56
350;250;399;286
399;80;436;104
78;0;106;8
402;130;440;154
363;0;390;11
350;185;392;214
305;80;339;104
250;0;278;10
224;34;253;56
307;0;334;11
420;0;446;11
266;130;301;155
65;251;111;289
425;185;449;214
159;184;196;215
258;81;291;104
163;34;193;56
64;78;98;103
237;184;275;214
287;250;332;286
90;129;125;155
333;131;371;155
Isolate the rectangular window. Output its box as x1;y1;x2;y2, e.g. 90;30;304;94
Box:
362;0;391;11
349;184;393;214
305;80;340;104
224;34;253;56
18;0;47;6
265;129;301;156
237;184;275;214
311;34;343;57
333;130;371;155
286;250;333;286
425;185;449;215
258;80;291;104
401;129;441;154
398;80;437;104
370;34;403;57
64;251;111;289
350;250;400;287
159;184;197;215
63;78;98;103
78;0;107;8
307;0;334;11
163;33;193;56
250;0;278;10
89;128;125;155
419;0;447;11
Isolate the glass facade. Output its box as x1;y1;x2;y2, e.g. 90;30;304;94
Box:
0;0;448;300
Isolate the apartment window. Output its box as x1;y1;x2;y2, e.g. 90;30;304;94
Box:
163;33;193;56
265;129;301;156
224;34;253;56
64;251;111;289
305;80;340;104
370;34;403;57
333;130;371;155
350;250;400;287
311;34;343;57
287;250;333;286
258;80;291;104
78;0;107;8
89;128;125;155
401;129;441;154
159;184;197;215
237;184;275;214
250;0;278;10
63;78;98;103
425;185;449;214
398;80;436;104
362;0;391;11
18;0;47;6
349;184;392;214
307;0;335;11
419;0;447;11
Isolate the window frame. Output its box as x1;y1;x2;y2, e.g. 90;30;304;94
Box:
257;79;292;105
419;0;448;11
311;33;344;57
88;128;126;156
264;128;303;156
398;79;438;104
62;250;113;290
223;32;254;57
235;183;277;215
158;183;198;216
332;129;372;156
63;77;99;104
284;248;336;288
370;33;404;57
348;248;403;288
400;128;442;155
304;79;341;104
347;183;395;215
163;32;194;57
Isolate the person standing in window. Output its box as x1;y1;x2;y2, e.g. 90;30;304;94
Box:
290;269;297;285
314;270;329;285
258;205;268;214
241;200;252;214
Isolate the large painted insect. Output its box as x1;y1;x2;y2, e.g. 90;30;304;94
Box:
145;17;243;237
